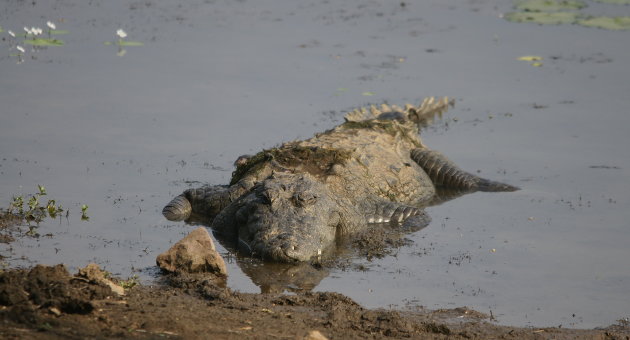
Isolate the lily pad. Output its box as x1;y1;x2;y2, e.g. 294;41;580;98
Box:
23;38;64;46
577;16;630;30
593;0;630;4
106;41;144;46
514;0;587;12
504;11;579;24
50;29;70;35
118;41;144;46
361;91;375;96
0;26;4;33
517;55;543;61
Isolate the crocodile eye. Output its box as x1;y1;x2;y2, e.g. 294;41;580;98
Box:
292;192;317;207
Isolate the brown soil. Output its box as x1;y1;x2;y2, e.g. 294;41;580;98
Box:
0;264;628;340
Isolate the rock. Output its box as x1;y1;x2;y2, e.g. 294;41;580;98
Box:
304;330;328;340
77;263;125;296
156;227;227;276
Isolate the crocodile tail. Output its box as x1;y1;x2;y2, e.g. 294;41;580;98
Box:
344;96;453;126
407;96;453;127
411;149;519;192
162;194;192;221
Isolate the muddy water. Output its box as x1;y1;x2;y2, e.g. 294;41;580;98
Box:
1;0;629;329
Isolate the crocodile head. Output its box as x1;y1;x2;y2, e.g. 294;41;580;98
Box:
219;173;342;262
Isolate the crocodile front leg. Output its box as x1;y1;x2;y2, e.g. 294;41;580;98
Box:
410;148;518;192
362;199;431;232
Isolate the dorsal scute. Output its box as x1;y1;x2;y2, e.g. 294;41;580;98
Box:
343;96;453;125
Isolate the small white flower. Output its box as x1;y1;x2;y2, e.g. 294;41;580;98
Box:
8;30;15;37
24;27;32;35
47;21;56;30
116;29;127;39
17;45;25;53
30;27;42;36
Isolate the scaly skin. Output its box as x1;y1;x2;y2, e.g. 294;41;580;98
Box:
163;97;518;262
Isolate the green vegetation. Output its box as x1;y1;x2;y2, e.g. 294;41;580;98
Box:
1;186;89;239
514;0;587;11
120;274;139;289
504;11;579;24
104;41;144;47
81;204;89;221
520;0;586;11
578;16;630;29
593;0;630;4
7;185;65;223
517;55;544;66
505;0;630;30
23;38;64;46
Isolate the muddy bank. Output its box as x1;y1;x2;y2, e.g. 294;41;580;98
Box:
0;264;628;340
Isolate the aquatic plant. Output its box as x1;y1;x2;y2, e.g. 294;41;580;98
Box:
46;21;59;38
2;186;88;238
593;0;630;3
514;0;587;12
504;0;630;30
578;16;630;30
7;186;65;224
504;11;580;24
19;22;66;46
104;28;143;56
81;204;89;221
518;55;544;67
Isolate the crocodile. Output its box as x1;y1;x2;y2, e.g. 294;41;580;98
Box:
163;97;518;262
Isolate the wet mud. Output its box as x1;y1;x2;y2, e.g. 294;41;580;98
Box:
1;264;628;340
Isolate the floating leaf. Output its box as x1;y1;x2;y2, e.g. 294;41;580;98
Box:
50;29;69;35
593;0;630;4
106;40;144;46
518;56;544;67
0;26;4;33
23;38;64;46
518;55;543;61
118;41;143;46
514;0;587;12
504;11;579;24
81;204;89;221
577;16;630;30
362;91;375;96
